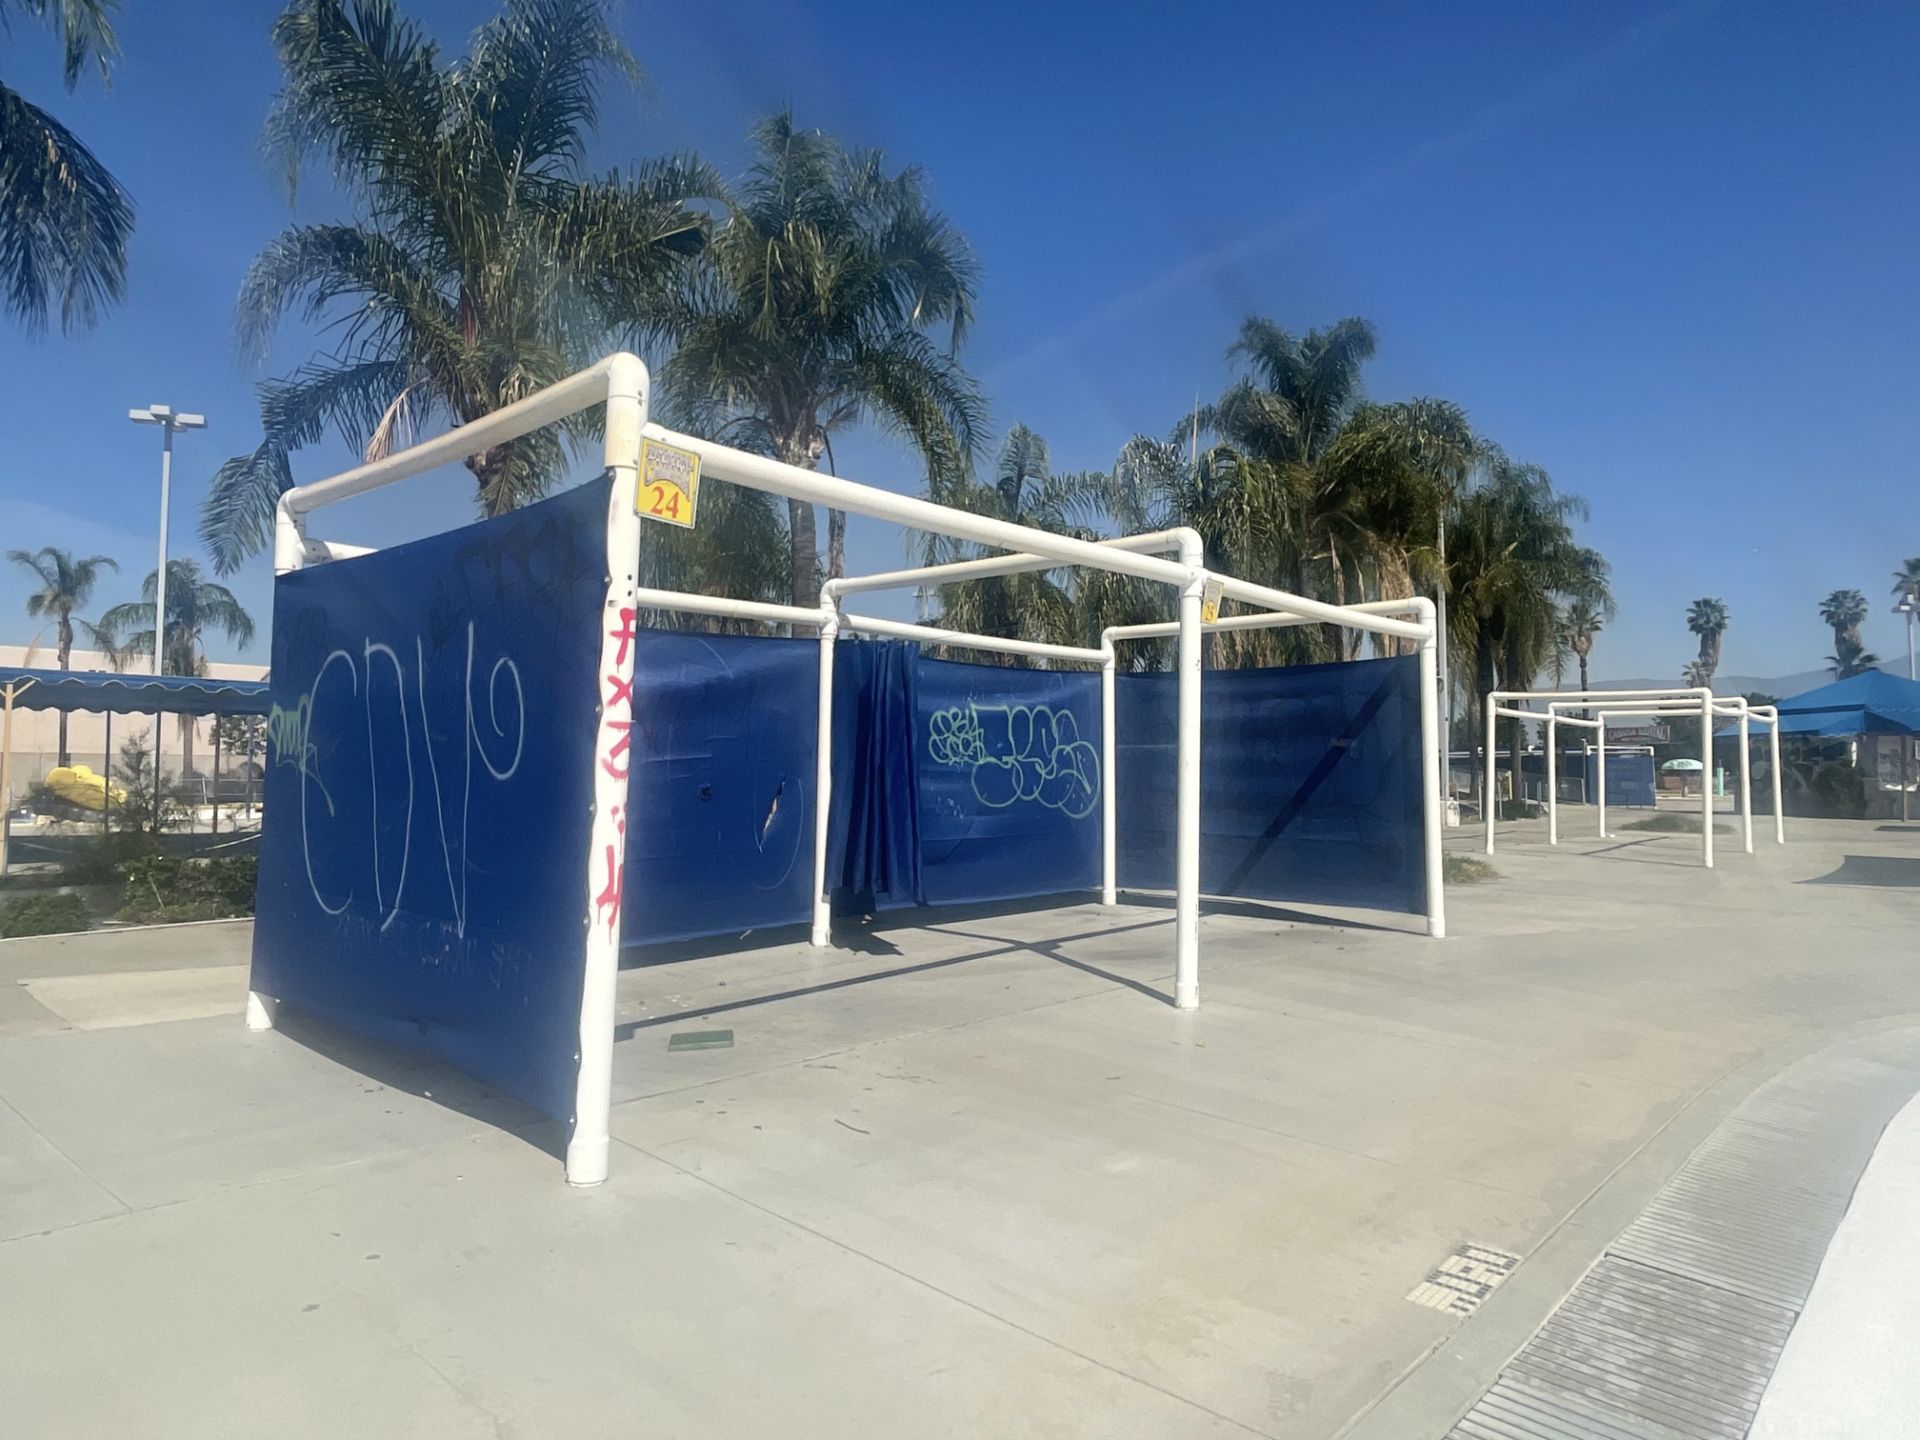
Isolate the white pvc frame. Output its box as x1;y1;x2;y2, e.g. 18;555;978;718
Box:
1485;687;1785;870
245;354;1444;1185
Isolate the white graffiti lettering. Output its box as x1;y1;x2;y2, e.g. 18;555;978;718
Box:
278;622;525;936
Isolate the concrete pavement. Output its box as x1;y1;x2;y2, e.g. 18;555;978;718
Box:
3;816;1918;1437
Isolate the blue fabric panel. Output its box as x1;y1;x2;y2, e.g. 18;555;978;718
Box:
828;639;924;912
1561;751;1657;807
621;630;818;944
1116;655;1426;915
914;656;1102;905
251;479;607;1121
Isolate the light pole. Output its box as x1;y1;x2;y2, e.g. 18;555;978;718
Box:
1897;593;1918;681
128;404;206;809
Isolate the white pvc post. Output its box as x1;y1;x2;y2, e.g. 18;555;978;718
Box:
1738;711;1753;854
568;354;648;1188
1596;728;1608;840
1700;689;1714;870
1770;717;1785;844
1546;714;1559;845
812;602;838;947
1416;614;1446;937
1174;576;1203;1009
1484;693;1497;856
1100;649;1117;906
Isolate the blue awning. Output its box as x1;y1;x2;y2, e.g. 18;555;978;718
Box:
0;667;270;717
1716;670;1920;739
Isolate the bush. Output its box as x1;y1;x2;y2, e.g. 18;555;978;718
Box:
62;831;164;886
1808;760;1867;818
118;854;259;925
0;892;91;938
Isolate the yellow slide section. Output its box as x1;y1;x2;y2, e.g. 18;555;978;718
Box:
44;764;127;813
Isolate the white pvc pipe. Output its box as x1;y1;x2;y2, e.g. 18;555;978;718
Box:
1174;576;1202;1009
647;422;1203;594
287;356;636;517
569;351;649;1188
636;589;823;630
812;602;838;947
1700;690;1714;870
1770;715;1785;844
1209;573;1427;644
1100;650;1117;906
1102;596;1431;644
1596;732;1608;839
837;611;1104;664
1416;610;1446;937
1739;711;1753;854
826;527;1202;597
1547;714;1558;846
1484;692;1497;857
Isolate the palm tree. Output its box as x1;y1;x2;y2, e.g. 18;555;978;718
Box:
1682;659;1713;689
99;559;255;779
1892;558;1920;604
7;545;115;763
199;0;716;572
1817;589;1868;654
922;425;1105;654
1828;637;1881;680
0;0;134;333
1447;451;1610;793
1686;598;1730;681
655;109;984;608
1559;597;1604;693
1195;319;1477;662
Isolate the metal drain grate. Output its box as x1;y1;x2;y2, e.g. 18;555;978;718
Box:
1409;1245;1521;1317
1445;1032;1920;1440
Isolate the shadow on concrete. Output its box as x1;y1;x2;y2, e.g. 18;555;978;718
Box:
613;917;1177;1040
1117;890;1418;935
1876;825;1920;834
1804;855;1920;889
270;1007;567;1161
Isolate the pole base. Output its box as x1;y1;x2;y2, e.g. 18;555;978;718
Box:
1174;983;1199;1010
566;1135;610;1187
244;992;277;1032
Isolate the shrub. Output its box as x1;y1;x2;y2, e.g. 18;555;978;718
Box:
118;854;260;925
1808;761;1866;818
0;892;91;938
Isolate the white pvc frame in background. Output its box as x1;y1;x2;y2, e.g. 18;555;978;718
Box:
245;353;1445;1186
1485;688;1785;869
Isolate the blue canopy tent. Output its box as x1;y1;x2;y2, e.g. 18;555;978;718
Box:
1741;671;1920;738
1718;671;1920;820
0;667;271;871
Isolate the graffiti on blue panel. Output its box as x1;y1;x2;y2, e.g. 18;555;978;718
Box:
268;620;524;936
927;702;1100;818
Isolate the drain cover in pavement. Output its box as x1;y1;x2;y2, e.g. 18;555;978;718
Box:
1407;1244;1520;1317
667;1029;734;1052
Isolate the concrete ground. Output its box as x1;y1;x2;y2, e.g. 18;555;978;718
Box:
1751;1088;1920;1440
2;814;1918;1438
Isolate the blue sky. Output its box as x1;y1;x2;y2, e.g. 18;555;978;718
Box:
2;0;1916;681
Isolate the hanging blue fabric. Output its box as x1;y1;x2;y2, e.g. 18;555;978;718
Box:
1117;654;1426;915
828;638;925;912
913;655;1103;905
621;630;820;945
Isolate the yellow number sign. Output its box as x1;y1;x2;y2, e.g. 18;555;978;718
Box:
636;439;701;529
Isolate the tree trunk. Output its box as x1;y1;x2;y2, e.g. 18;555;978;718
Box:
55;621;72;766
788;499;818;608
180;714;196;781
1475;622;1498;804
826;509;847;584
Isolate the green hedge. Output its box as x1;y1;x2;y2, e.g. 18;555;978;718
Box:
117;855;258;925
0;892;91;938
